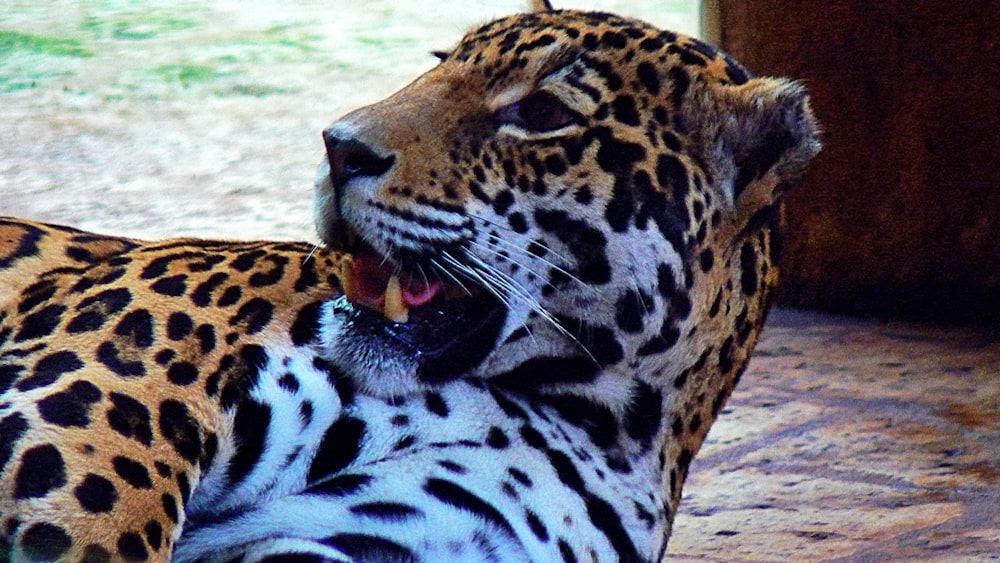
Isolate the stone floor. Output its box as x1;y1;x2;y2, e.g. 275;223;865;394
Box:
670;308;1000;561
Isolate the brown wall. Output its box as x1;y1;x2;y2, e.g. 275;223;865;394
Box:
714;1;1000;321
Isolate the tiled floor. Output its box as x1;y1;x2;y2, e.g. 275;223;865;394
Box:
670;308;1000;561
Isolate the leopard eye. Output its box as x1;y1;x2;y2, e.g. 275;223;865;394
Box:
494;90;579;133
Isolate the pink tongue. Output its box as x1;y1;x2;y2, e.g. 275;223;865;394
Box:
352;252;443;308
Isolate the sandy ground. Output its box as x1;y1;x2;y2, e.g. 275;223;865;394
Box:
0;0;697;240
3;2;999;561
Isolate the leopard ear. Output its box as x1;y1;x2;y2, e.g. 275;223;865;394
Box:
531;0;554;12
683;77;821;212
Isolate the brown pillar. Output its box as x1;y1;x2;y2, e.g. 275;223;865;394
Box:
713;1;1000;321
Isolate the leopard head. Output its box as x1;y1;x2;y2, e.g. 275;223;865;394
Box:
314;4;820;415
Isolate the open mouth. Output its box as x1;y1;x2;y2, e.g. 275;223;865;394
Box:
331;237;508;383
341;246;453;324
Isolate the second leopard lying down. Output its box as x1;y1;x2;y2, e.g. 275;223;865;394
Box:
0;2;819;562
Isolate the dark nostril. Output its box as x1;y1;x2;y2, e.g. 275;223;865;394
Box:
323;130;396;187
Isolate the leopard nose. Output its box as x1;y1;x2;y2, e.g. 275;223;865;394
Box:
322;129;396;188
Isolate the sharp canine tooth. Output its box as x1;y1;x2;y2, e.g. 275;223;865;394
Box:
384;274;409;323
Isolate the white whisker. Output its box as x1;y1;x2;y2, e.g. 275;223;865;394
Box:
460;251;597;365
303;244;321;264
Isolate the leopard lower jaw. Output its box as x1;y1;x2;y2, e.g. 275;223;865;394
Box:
320;290;507;397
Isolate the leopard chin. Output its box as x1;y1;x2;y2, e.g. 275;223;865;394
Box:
319;290;507;396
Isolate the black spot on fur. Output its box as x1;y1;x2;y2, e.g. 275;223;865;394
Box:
161;493;179;523
323;534;417;563
486;426;510;449
290;301;323;346
278;373;300;392
14;304;65;342
14;444;66;499
116;531;148;561
159;400;203;464
66;288;132;334
167;362;199;386
491;356;600;390
249;255;289;287
37;380;102;427
75;473;118;513
231;250;266;272
166;312;193;341
537;395;618;449
308;473;373;497
191;272;228;307
615;289;648;333
107;392;154;446
177;472;191;505
150;274;187;297
508;212;529;234
534;209;610;284
154;462;171;478
699;248;715;272
611;95;640;126
18;280;57;314
0;364;22;395
82;544;112;563
97;341;145;378
558;539;578;563
438;459;468;474
229;297;274;335
113;456;153;489
349;501;423;522
308;417;366;482
196;324;216;353
144;521;163;552
623;381;663;447
526;508;550;542
637;61;660;94
424;478;516;537
425;392;449;417
115;309;155;348
17;351;84;392
201;432;219;474
594;128;646;175
719;335;736;374
226;399;272;486
667;64;690;109
0;219;43;267
0;413;29;474
493;189;515;216
21;522;72;562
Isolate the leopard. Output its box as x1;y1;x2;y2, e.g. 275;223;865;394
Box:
1;1;819;561
174;1;820;560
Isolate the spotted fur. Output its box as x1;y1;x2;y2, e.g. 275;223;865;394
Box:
1;3;819;562
0;221;349;561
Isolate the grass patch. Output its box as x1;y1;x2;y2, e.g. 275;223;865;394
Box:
0;70;75;93
227;83;293;97
81;15;197;40
153;64;221;87
354;35;417;49
0;31;93;57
